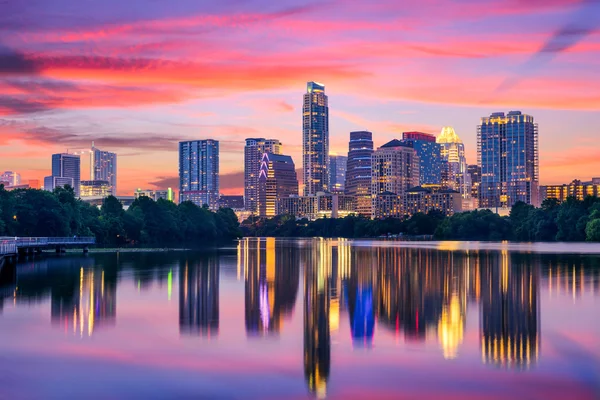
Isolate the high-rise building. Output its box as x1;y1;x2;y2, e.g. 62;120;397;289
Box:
90;143;117;196
478;112;539;208
179;140;219;210
437;127;471;200
0;171;21;186
344;131;373;217
244;138;282;213
371;139;419;218
467;165;481;207
258;152;299;217
401;132;442;185
303;82;329;195
45;153;81;197
328;155;347;193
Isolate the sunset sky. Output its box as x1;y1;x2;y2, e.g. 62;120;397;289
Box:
0;0;599;195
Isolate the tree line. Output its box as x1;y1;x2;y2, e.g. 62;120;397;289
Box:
243;197;600;242
0;185;241;246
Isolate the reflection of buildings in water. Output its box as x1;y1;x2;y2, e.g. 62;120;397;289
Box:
437;253;468;359
242;238;299;336
304;239;331;399
546;258;600;299
347;253;376;348
51;267;117;337
179;259;219;337
480;251;539;368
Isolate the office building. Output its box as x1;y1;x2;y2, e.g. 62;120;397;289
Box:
402;132;442;185
404;186;463;217
478;112;539;208
303;82;329;195
179;140;219;210
0;171;20;186
244;138;282;213
5;179;40;191
371;140;419;218
219;195;244;210
328;155;347;193
345;131;373;217
81;180;111;198
44;153;81;196
44;176;75;193
278;193;355;220
90;143;117;196
468;164;481;207
437;127;471;199
134;188;175;202
258;152;299;218
540;179;600;203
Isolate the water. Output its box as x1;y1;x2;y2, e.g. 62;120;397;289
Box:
1;238;599;400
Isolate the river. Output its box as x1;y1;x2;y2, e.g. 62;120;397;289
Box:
0;238;599;399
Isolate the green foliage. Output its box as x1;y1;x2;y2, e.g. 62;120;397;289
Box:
586;219;600;242
0;186;240;246
434;209;512;240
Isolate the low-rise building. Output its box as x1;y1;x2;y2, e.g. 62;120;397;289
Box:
134;188;175;202
278;192;355;220
373;192;404;219
540;179;600;203
219;195;244;210
81;180;112;198
404;186;462;217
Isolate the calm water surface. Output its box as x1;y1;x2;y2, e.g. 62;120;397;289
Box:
1;238;599;400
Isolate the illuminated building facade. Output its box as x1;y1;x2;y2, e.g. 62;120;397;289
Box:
402;132;442;185
478;112;539;208
219;195;244;210
404;186;463;217
179;139;219;210
90;142;117;196
437;127;471;201
278;193;355;220
81;180;111;198
134;188;175;202
468;164;481;207
540;179;600;203
244;138;282;213
371;139;419;218
345;131;374;217
303;82;329;195
328;155;347;193
257;152;298;217
179;259;219;337
373;192;404;219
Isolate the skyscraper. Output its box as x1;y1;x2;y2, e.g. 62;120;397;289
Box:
45;153;81;197
328;155;347;193
244;138;282;213
478;111;539;208
258;152;298;217
371;140;419;198
344;131;373;217
401;132;442;185
303;82;329;195
90;142;117;196
437;127;471;200
179;139;219;209
467;164;481;207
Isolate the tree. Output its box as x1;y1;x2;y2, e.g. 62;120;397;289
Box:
585;219;600;242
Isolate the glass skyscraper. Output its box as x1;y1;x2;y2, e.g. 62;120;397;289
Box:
303;82;329;195
257;152;298;217
477;111;539;208
244;138;282;213
45;153;81;197
328;155;347;193
437;127;471;200
401;132;442;185
90;142;117;196
344;131;373;217
179;139;220;210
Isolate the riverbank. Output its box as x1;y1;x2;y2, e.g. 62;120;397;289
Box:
61;247;190;254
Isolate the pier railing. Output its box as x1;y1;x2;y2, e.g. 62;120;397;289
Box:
0;237;95;255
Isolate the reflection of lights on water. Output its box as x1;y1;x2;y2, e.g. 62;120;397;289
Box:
259;281;270;331
438;294;464;359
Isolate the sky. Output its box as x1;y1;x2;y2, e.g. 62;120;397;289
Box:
0;0;599;195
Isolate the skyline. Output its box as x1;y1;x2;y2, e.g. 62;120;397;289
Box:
1;0;599;194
